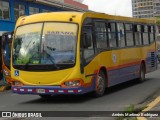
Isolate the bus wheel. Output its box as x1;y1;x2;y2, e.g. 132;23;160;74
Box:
93;71;106;97
39;94;52;99
138;63;145;82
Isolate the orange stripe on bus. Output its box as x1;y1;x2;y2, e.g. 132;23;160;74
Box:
107;61;141;71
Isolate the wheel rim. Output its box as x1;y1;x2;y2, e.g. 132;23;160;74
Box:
141;67;145;81
97;74;105;93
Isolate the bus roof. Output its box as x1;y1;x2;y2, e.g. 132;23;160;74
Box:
15;11;155;27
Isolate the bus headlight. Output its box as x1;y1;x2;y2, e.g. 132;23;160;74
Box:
12;81;23;86
64;80;81;87
3;69;10;76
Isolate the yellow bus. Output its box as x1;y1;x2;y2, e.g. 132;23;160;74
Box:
11;12;158;97
1;32;13;84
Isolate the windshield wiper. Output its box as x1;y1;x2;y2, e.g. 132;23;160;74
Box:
43;51;59;69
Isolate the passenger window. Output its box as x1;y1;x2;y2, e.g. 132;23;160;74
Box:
95;21;108;49
125;24;134;46
134;25;142;45
117;23;125;47
108;23;117;48
149;25;154;43
142;25;149;45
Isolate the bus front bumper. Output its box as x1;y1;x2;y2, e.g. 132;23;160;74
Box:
12;85;94;95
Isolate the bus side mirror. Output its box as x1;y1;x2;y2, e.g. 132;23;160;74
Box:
82;33;92;48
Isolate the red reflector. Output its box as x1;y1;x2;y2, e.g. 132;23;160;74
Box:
64;90;68;93
45;89;49;93
24;89;28;92
32;89;36;93
74;90;78;93
54;90;58;93
17;88;20;92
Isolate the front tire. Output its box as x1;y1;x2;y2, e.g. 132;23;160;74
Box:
93;71;106;97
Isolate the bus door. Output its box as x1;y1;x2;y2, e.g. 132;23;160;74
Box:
81;25;96;84
2;32;13;84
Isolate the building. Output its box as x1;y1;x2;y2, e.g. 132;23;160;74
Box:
153;0;160;17
132;0;160;18
0;0;88;35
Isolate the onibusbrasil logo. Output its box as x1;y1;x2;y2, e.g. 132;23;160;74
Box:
1;112;42;118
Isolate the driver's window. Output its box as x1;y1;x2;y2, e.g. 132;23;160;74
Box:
81;27;94;60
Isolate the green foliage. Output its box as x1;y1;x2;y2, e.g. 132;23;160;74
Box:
125;105;135;113
16;56;31;64
116;105;138;120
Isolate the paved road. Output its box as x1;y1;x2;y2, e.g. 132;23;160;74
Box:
0;66;160;119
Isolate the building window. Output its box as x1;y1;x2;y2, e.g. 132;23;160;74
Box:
29;7;39;15
42;9;51;13
14;3;25;21
0;0;10;20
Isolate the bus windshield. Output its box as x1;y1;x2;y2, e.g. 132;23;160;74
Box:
13;22;78;71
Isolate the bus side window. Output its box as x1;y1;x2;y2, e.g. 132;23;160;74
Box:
108;23;117;48
149;25;154;43
125;23;134;46
117;23;125;47
95;21;108;50
134;24;142;45
81;27;94;61
142;25;149;45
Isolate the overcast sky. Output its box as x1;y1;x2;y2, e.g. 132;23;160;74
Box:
83;0;132;17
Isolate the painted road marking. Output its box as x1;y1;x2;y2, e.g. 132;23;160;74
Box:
137;96;160;120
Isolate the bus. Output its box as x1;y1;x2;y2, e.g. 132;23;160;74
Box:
11;12;158;97
1;32;13;84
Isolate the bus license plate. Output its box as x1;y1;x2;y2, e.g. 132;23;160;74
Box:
36;89;45;93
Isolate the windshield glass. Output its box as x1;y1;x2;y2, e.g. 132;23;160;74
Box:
13;22;77;71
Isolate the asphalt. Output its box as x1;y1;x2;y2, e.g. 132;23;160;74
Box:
137;88;160;120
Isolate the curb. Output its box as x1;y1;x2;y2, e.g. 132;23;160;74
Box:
137;96;160;120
